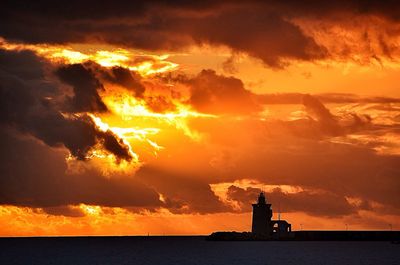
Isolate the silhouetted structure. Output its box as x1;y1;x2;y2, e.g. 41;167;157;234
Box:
207;192;400;241
251;192;272;235
251;192;291;238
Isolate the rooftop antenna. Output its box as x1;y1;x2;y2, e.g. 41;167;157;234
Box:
278;202;281;221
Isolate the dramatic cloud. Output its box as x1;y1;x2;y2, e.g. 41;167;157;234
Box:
136;166;230;214
42;206;86;217
187;69;260;114
88;63;145;97
226;186;358;217
188;96;400;216
0;49;133;161
2;1;399;67
302;94;373;136
56;63;108;113
1;1;400;234
108;67;145;97
0;2;324;67
0;128;160;208
208;127;400;211
302;94;340;135
2;47;398;220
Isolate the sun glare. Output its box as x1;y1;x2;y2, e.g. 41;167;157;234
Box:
0;38;219;168
0;38;178;76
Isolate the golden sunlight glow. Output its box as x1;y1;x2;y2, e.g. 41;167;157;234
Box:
101;93;216;141
4;2;400;238
66;151;140;177
65;93;216;171
58;73;217;170
0;38;178;76
0;38;218;171
61;113;142;174
88;112;162;157
1;204;398;236
210;179;306;211
79;204;102;215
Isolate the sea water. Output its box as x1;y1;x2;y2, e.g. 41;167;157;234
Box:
1;236;399;265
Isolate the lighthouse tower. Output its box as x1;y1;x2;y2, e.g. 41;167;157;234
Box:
251;192;273;235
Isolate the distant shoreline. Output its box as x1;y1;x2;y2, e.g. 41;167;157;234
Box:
207;231;400;241
1;231;400;242
0;235;207;239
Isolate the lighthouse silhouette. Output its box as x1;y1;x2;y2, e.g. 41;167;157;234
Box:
251;192;273;235
251;192;292;237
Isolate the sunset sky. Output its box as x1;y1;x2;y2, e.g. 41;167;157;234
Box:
1;1;400;236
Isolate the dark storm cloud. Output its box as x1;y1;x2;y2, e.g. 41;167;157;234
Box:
0;48;44;80
0;128;161;209
219;136;400;211
0;49;132;161
1;1;400;66
190;10;325;67
0;123;226;214
226;186;358;217
109;67;145;97
0;52;38;124
97;126;132;162
85;62;146;97
42;206;86;217
56;63;108;112
263;0;400;21
136;166;231;214
187;69;260;114
161;69;261;114
1;3;399;222
0;1;322;67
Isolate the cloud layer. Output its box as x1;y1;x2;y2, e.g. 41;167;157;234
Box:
2;1;400;67
1;46;399;225
1;2;400;233
0;50;133;161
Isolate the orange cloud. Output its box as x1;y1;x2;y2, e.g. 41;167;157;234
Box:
1;2;400;235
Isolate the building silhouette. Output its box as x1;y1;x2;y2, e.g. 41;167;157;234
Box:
251;192;291;238
208;192;399;241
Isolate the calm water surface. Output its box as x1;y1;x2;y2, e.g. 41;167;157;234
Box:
0;236;399;265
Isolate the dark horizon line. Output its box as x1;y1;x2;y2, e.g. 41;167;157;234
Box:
1;230;399;239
